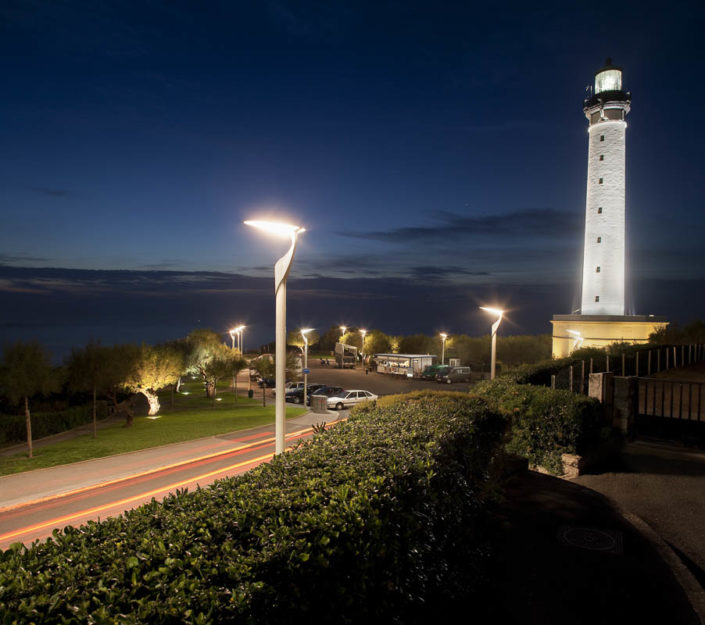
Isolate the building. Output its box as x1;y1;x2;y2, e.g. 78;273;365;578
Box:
551;60;667;357
374;354;437;377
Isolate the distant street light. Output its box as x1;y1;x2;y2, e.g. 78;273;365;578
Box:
480;307;504;380
230;325;245;353
229;329;236;350
340;325;347;341
360;329;367;364
567;329;584;353
245;219;305;454
300;328;313;407
440;333;448;365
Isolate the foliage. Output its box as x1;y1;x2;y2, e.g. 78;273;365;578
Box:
286;329;320;349
650;320;705;345
473;378;609;474
202;351;248;404
0;402;109;446
65;341;114;438
316;325;345;353
365;329;392;355
0;392;505;623
397;333;434;354
184;329;231;398
123;344;184;416
0;341;58;458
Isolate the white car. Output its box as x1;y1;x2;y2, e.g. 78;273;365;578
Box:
326;390;378;410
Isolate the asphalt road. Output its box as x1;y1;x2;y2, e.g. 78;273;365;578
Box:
0;419;329;550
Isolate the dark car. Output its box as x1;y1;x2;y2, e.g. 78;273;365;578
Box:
307;385;344;405
257;377;275;388
432;365;451;381
437;366;472;384
285;384;325;404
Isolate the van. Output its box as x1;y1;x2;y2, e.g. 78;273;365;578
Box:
438;366;472;384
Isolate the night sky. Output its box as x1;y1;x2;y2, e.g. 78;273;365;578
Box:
1;1;704;358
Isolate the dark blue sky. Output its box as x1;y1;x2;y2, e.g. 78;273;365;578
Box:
1;1;704;356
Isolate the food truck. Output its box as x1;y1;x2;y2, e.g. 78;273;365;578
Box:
373;354;437;378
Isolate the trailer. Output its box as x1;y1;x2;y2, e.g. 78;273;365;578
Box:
334;342;358;368
374;354;438;378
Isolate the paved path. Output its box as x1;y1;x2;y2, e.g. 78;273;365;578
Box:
575;440;705;588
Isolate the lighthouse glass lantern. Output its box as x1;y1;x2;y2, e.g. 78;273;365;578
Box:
595;67;622;94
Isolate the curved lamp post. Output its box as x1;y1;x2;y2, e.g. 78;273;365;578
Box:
480;307;504;380
360;328;367;365
245;220;305;454
440;333;448;365
300;328;313;407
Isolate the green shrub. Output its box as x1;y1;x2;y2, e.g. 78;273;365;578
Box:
473;378;609;474
0;402;108;446
0;392;505;624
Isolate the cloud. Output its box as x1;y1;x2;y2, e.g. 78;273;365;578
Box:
31;186;72;198
0;253;51;266
339;208;582;244
408;266;490;280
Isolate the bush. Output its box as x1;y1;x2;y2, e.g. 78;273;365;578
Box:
0;392;506;624
0;402;109;446
473;378;609;474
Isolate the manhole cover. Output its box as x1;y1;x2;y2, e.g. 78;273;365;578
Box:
557;526;623;555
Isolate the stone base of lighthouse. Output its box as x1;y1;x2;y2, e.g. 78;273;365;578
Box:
550;314;669;358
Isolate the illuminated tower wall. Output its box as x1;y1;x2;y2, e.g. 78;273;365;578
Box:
580;60;630;315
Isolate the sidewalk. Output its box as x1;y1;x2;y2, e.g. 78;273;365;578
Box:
481;468;703;624
0;409;340;510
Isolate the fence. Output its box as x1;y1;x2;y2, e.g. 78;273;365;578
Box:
548;344;705;394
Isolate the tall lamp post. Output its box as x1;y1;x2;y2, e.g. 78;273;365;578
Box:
245;220;305;455
360;328;367;366
300;328;313;407
340;325;347;341
480;307;504;380
440;333;447;365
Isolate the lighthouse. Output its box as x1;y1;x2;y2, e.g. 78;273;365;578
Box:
550;60;668;357
581;59;630;315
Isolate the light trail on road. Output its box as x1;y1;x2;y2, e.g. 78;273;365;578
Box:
0;426;317;550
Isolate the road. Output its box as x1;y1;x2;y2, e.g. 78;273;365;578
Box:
0;416;336;550
0;363;471;551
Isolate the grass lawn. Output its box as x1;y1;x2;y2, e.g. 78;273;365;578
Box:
0;378;306;476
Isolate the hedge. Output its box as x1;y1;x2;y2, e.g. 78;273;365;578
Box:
0;402;109;446
473;378;610;474
0;392;506;624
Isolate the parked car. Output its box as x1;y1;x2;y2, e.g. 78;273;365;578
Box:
307;385;344;405
286;384;325;404
420;364;444;380
274;381;305;396
326;390;378;411
437;366;472;384
432;365;451;381
257;377;275;388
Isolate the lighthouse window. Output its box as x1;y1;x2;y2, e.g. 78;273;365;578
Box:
599;154;604;161
597;237;602;243
600;135;605;141
595;296;600;302
599;178;603;184
596;266;601;273
598;207;603;214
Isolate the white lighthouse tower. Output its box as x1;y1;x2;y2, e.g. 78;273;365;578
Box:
581;60;629;315
551;60;668;357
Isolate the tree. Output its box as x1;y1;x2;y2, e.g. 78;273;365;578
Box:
122;344;183;416
0;341;57;458
202;350;247;405
287;329;320;350
184;329;229;398
365;330;392;356
65;341;112;439
398;334;433;354
317;325;343;353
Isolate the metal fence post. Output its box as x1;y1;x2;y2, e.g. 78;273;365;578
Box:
569;366;574;392
636;352;640;377
647;350;652;376
580;360;585;394
551;374;556;390
622;353;626;377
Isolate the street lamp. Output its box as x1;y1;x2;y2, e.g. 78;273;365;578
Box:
480;307;504;380
245;219;305;454
229;328;237;350
300;328;313;407
360;328;367;364
340;325;347;341
567;329;584;353
440;333;448;365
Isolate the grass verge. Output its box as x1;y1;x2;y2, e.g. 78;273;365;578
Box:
0;380;306;476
